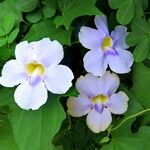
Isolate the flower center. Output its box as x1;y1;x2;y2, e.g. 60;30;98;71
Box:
26;61;45;76
101;36;113;51
92;94;108;104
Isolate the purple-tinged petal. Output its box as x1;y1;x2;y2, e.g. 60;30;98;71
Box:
75;74;102;98
111;25;128;49
83;49;108;76
67;96;92;117
98;71;120;95
78;26;103;50
94;15;109;36
86;108;112;133
43;65;74;94
107;49;132;73
14;81;48;110
105;91;129;114
115;47;134;68
93;102;103;113
0;60;27;87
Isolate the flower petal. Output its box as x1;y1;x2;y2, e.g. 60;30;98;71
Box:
116;47;134;68
98;71;120;95
44;65;74;94
78;26;102;50
33;38;64;67
14;81;48;110
83;49;108;76
67;96;92;117
86;108;112;133
15;41;33;63
76;74;102;98
107;49;132;73
94;15;109;36
111;25;128;49
105;91;129;114
0;60;26;87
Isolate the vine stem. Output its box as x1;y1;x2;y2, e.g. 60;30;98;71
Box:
110;108;150;132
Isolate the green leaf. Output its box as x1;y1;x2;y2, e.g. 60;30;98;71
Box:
42;6;56;18
16;0;38;12
8;28;19;44
131;63;150;108
131;19;150;34
0;88;65;150
0;27;5;36
60;86;78;97
54;0;101;29
101;126;150;150
0;0;22;23
108;0;125;9
0;37;7;47
126;31;147;46
133;37;150;62
26;10;42;23
0;114;19;150
3;14;16;34
116;0;134;25
24;19;72;45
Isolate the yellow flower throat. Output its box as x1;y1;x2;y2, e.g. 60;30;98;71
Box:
92;94;108;104
26;61;45;76
101;36;113;51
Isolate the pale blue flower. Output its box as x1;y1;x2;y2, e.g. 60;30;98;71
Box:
67;71;128;133
78;15;134;76
0;38;74;110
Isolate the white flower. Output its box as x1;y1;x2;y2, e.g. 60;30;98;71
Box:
0;38;74;110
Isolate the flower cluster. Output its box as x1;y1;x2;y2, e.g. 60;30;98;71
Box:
67;15;133;133
0;15;133;133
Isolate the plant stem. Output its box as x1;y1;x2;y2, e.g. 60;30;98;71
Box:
111;108;150;132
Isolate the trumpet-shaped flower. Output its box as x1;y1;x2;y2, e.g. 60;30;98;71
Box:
0;38;74;110
67;72;128;133
78;15;134;76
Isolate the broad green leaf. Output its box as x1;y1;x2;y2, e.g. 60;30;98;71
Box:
126;31;147;46
24;19;72;45
0;27;5;36
0;37;7;47
42;6;56;18
16;0;38;12
0;0;22;22
0;114;19;150
0;46;12;62
116;0;134;25
3;14;16;34
54;0;101;29
101;126;150;150
131;19;150;34
131;63;150;108
133;37;150;62
26;10;42;23
0;88;65;150
8;28;19;44
60;86;78;97
108;0;125;9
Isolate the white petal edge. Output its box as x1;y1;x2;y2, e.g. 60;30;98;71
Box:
0;60;26;87
86;108;112;133
67;96;92;117
33;38;64;67
106;91;129;114
44;65;74;94
14;81;48;110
